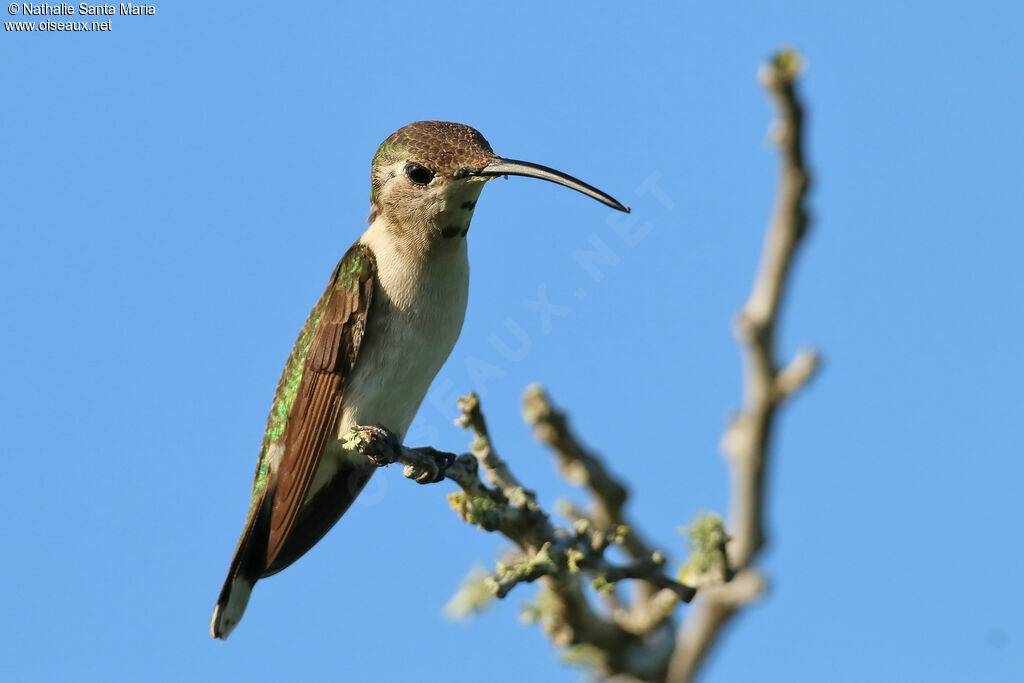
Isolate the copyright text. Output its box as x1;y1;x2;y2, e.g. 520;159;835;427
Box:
6;3;156;30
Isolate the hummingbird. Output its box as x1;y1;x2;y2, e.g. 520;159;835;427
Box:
210;121;628;639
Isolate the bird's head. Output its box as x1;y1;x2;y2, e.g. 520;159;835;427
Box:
368;121;628;245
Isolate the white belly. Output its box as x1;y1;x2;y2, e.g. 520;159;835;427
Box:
339;260;468;437
306;226;470;498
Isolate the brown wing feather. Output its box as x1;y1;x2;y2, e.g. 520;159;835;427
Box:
263;252;375;571
262;462;374;576
211;244;375;638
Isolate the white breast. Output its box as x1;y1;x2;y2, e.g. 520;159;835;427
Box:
300;216;471;502
339;225;470;437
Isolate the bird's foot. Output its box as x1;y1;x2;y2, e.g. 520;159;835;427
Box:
403;447;456;485
345;425;455;484
345;424;402;467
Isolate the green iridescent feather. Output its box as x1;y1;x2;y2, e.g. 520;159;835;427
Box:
247;242;375;503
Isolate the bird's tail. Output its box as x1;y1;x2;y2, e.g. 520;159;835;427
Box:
210;496;270;639
210;573;255;639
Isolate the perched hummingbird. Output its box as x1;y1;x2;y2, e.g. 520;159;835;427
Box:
210;121;628;638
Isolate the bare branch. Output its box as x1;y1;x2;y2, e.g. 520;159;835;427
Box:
523;384;656;562
774;347;820;401
670;571;767;681
667;49;818;682
524;384;685;641
457;391;530;500
590;553;694;603
346;398;690;679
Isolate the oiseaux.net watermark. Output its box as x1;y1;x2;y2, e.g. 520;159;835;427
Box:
6;2;155;31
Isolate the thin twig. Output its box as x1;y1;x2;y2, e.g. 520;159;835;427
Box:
457;392;530;500
523;385;655;561
666;49;819;682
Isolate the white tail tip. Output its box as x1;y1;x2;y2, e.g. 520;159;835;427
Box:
210;577;254;640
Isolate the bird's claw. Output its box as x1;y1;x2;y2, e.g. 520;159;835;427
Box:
403;447;455;485
346;424;402;467
347;426;454;483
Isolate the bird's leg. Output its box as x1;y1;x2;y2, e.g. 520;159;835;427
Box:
405;447;456;484
345;424;456;484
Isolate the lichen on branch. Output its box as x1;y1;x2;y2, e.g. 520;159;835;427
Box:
346;387;694;680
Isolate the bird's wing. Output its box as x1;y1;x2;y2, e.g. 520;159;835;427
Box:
262;242;376;568
212;242;375;630
261;457;374;576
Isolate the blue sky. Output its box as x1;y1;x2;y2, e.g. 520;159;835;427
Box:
2;2;1022;681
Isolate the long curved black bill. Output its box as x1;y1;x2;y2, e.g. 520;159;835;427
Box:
475;157;630;213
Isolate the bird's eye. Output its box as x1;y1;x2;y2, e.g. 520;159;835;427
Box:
405;163;434;186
